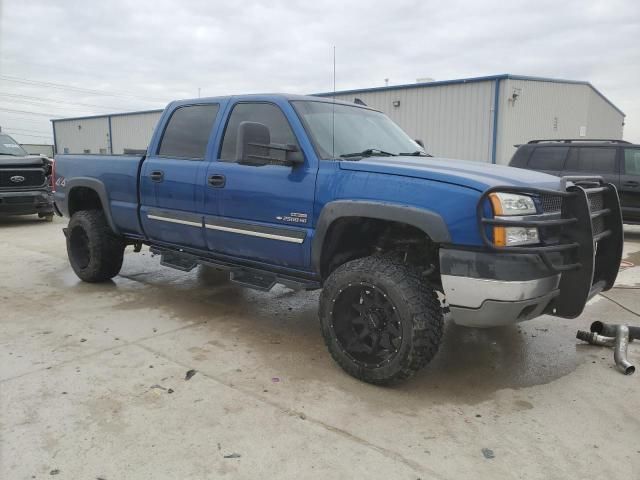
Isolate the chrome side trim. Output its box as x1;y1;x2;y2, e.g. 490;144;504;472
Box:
147;214;202;228
204;223;304;244
442;274;561;309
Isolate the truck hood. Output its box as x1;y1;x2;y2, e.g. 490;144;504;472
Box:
339;156;562;192
0;155;50;168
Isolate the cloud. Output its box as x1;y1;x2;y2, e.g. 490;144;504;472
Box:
1;0;639;143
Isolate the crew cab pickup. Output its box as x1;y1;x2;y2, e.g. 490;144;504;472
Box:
53;94;623;384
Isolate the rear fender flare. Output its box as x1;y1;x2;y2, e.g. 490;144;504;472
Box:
65;177;119;234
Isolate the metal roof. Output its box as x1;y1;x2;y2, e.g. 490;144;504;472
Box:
315;74;625;117
51;74;625;122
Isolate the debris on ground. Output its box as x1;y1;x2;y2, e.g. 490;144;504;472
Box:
271;377;280;383
185;369;197;381
223;453;241;459
80;338;87;342
481;448;495;459
50;469;60;475
150;384;174;393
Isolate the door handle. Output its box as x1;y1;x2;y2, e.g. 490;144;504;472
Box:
208;174;226;188
150;170;164;182
623;181;639;187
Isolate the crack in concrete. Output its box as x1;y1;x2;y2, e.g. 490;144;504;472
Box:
135;342;443;478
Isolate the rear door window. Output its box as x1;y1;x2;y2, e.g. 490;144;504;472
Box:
624;149;640;175
527;147;568;170
565;147;617;173
158;104;220;159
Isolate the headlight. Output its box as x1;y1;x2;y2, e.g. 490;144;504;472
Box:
489;192;539;246
489;192;536;216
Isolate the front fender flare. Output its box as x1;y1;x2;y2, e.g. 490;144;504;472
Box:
311;200;451;272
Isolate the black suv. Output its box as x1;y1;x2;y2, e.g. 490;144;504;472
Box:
0;133;54;221
510;139;640;224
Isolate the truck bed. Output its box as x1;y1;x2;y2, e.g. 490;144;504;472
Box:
53;154;145;235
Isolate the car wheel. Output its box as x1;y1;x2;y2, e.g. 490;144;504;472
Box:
66;210;125;282
319;254;444;384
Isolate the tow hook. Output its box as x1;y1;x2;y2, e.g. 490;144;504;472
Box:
577;324;636;375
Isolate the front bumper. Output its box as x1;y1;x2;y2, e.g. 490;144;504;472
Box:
0;190;53;217
441;177;623;328
441;250;561;327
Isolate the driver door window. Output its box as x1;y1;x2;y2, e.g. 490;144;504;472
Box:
219;103;299;162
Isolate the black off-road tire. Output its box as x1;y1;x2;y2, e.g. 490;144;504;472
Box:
66;210;125;283
319;255;444;385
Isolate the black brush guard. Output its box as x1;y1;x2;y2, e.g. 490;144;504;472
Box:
477;176;623;319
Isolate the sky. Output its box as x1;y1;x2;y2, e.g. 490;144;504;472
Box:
0;0;639;146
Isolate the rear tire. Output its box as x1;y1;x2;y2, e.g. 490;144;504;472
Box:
319;254;444;385
66;210;125;282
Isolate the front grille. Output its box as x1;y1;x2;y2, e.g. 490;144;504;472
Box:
0;169;46;188
588;192;605;235
541;194;563;213
588;193;604;212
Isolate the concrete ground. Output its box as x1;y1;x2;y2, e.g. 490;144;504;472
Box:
1;216;639;480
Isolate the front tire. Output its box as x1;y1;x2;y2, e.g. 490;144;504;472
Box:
66;210;125;282
319;255;444;385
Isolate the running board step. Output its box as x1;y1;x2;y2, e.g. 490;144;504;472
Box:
230;270;276;291
159;251;198;272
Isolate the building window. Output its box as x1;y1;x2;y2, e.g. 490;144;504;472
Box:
99;148;107;154
83;149;91;154
63;147;69;154
158;104;219;159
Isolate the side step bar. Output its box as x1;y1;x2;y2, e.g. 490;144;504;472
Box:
150;246;320;292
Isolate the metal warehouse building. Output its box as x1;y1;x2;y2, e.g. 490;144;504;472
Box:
52;74;625;165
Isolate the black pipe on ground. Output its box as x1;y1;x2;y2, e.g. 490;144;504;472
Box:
591;321;640;341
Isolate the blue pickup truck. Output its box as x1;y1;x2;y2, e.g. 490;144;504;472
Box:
53;94;623;384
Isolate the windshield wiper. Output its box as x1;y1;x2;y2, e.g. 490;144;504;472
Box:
0;152;23;157
340;148;397;159
398;151;432;157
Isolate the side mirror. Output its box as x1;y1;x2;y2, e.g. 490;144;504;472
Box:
236;121;303;166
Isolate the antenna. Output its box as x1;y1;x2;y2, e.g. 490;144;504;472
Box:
332;46;336;159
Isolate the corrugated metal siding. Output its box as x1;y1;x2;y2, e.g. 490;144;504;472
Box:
111;111;163;154
331;81;495;162
585;89;624;139
497;79;624;165
54;117;109;154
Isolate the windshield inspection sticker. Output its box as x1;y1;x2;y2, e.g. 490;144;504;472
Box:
276;212;308;224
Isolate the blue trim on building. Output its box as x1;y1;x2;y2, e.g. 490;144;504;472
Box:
50;73;625;125
107;116;114;154
491;79;500;164
51;120;58;155
315;73;625;117
51;108;164;123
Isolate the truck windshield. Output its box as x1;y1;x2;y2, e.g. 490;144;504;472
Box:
292;100;425;159
0;134;28;157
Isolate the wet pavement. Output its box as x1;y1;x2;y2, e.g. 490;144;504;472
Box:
1;216;639;479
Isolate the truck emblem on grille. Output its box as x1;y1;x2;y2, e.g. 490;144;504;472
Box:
10;175;25;183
